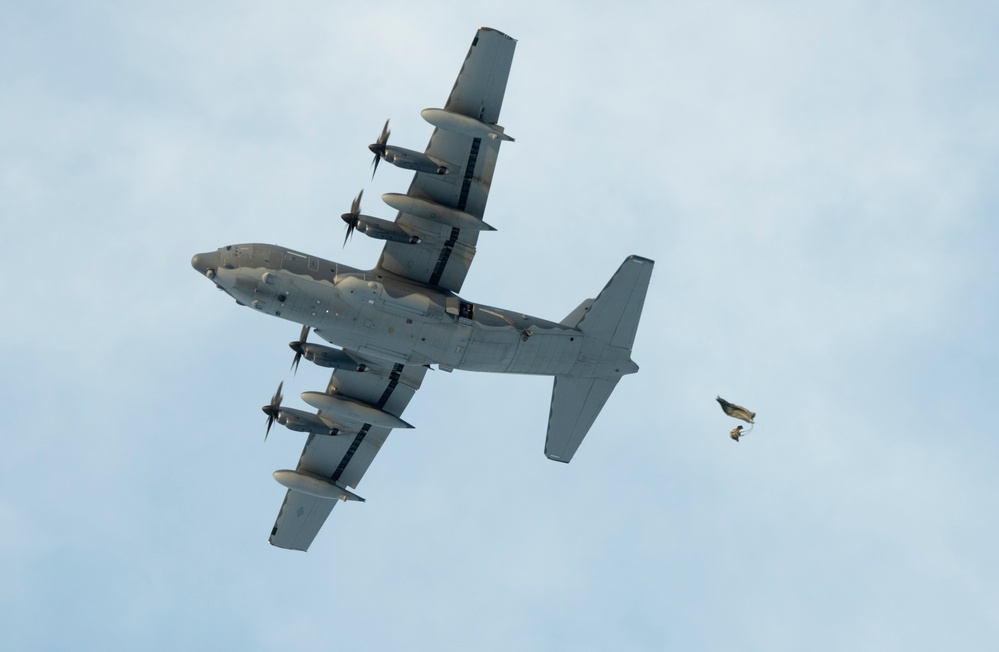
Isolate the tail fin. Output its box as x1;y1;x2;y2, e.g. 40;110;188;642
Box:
572;255;654;349
546;256;654;462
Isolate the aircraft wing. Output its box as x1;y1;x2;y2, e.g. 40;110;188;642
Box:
268;360;427;551
375;27;516;293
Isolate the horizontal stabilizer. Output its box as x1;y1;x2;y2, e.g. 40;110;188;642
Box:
545;375;619;463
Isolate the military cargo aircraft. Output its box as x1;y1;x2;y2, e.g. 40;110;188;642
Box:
191;27;653;551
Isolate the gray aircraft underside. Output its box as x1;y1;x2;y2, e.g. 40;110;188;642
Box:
191;27;654;551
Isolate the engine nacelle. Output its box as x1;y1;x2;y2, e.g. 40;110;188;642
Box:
275;407;336;436
382;145;448;175
300;342;368;372
353;214;420;244
421;108;514;141
340;213;420;244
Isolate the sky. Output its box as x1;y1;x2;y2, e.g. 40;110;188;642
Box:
3;1;998;649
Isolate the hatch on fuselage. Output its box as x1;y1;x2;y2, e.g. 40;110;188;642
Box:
445;297;474;322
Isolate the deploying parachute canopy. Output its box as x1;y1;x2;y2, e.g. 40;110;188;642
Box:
716;396;755;423
717;397;756;442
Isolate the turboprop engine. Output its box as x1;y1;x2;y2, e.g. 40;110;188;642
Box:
341;190;420;245
349;213;421;244
378;146;448;175
293;342;368;372
271;406;337;436
262;382;336;439
290;326;368;373
369;119;448;178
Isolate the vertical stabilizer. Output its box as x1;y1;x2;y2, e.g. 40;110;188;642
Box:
574;255;654;350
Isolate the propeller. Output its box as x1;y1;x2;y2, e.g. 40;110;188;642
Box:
368;119;390;178
261;381;284;441
289;325;310;373
340;189;363;247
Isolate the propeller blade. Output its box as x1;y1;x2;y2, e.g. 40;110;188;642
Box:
369;119;390;179
290;325;309;373
341;190;363;248
262;381;284;441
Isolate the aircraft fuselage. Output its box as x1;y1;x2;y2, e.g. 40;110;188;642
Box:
192;243;637;379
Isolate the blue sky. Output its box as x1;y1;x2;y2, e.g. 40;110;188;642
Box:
3;1;998;649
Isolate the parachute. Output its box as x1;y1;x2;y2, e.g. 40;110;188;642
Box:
716;396;756;442
716;396;755;423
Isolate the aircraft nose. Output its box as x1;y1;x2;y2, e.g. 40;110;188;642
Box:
191;250;220;278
